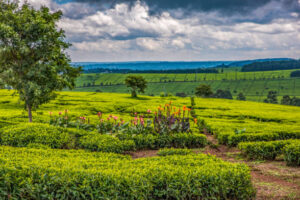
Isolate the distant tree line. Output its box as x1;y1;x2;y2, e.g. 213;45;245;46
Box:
290;70;300;78
83;68;219;74
241;60;300;72
264;91;300;106
194;84;234;100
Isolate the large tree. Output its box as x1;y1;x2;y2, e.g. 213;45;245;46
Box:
125;75;147;98
195;84;213;97
0;1;81;122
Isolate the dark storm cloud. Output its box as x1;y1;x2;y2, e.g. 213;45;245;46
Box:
59;0;298;13
56;0;300;23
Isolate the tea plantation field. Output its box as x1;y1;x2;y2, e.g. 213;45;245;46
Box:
0;89;299;199
73;69;300;102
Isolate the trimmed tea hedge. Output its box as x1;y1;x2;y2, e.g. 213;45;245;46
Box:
0;123;207;153
157;148;193;156
119;133;207;150
228;132;300;146
238;139;300;160
0;123;75;149
80;134;136;153
0;123;135;153
0;146;256;200
284;143;300;166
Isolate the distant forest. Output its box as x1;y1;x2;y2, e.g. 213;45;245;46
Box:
241;60;300;72
83;68;219;74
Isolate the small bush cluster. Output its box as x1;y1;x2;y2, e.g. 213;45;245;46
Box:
80;134;135;153
119;133;207;150
0;123;74;149
238;139;299;160
157;148;193;156
227;132;300;146
284;143;300;166
0;146;256;200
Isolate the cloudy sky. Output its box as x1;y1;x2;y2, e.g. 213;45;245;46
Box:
23;0;300;62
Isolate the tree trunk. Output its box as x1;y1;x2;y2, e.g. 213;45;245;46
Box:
27;104;33;122
131;90;137;98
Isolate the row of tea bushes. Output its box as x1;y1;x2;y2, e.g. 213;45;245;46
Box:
0;146;256;199
157;148;193;156
284;143;300;166
217;131;300;147
118;133;207;150
0;123;207;153
238;139;300;165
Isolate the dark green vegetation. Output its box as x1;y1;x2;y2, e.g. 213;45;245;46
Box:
84;67;218;74
74;69;300;102
0;2;81;122
125;75;147;97
241;60;300;72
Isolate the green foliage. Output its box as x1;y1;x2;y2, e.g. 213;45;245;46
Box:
290;70;300;77
27;143;51;149
80;133;135;153
195;84;213;97
242;60;300;72
157;148;193;156
0;146;255;200
238;139;299;160
118;133;207;150
0;123;75;149
264;91;278;104
284;143;300;166
0;2;81;122
237;92;246;101
196;118;212;134
125;75;147;97
213;89;233;99
281;95;300;106
73;70;300;102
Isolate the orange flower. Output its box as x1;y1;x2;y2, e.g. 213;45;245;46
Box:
183;105;187;111
194;118;198;124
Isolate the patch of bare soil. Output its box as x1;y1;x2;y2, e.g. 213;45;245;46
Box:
128;134;300;200
128;150;158;159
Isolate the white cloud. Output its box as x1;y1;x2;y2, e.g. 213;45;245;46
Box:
16;0;300;61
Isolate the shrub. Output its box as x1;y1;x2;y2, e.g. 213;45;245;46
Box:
0;146;256;199
79;133;135;153
130;134;157;150
27;143;51;149
118;133;207;150
284;143;300;166
238;139;298;160
169;133;207;148
228;133;280;146
0;123;75;149
157;148;193;156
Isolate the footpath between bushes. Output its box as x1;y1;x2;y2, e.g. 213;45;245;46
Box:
129;134;300;200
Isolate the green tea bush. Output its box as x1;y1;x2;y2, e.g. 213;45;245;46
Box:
238;139;299;160
27;143;51;149
79;133;136;153
0;146;256;200
228;133;280;146
120;133;207;150
0;123;75;149
168;133;207;148
284;143;300;166
157;148;193;156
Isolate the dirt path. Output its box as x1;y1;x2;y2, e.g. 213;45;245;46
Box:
129;134;300;200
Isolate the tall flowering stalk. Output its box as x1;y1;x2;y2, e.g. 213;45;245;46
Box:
153;103;191;135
